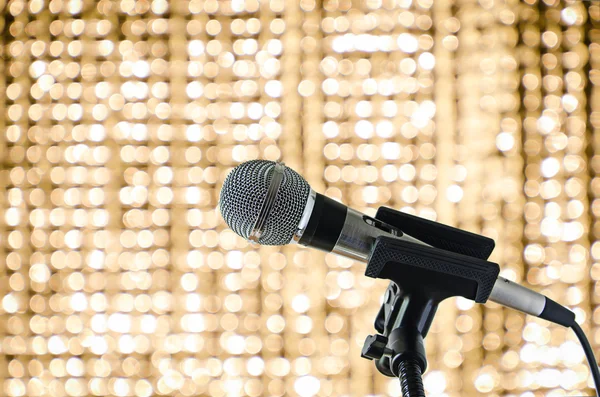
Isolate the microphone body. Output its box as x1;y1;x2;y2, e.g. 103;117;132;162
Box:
219;160;574;327
295;191;550;321
297;192;425;262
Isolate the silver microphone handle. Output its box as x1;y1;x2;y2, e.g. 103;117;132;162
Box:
293;191;551;319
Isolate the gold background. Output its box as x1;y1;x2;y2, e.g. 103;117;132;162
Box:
0;0;599;396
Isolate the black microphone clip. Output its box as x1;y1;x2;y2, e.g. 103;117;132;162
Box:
361;206;500;394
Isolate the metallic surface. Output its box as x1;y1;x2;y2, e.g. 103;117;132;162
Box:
292;189;317;243
487;277;546;316
219;160;310;245
332;208;425;262
249;162;285;243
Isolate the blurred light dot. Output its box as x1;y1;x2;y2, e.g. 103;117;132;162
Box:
496;132;515;152
541;157;560;178
446;185;463;203
294;376;320;397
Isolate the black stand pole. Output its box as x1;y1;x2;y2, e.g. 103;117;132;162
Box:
396;355;425;397
389;323;427;397
361;206;501;396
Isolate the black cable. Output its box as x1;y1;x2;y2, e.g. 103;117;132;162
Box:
572;322;600;397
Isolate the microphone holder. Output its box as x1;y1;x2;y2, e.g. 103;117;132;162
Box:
361;207;501;397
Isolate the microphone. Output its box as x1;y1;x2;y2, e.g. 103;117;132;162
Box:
218;160;575;327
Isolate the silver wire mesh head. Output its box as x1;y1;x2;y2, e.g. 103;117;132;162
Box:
219;160;311;245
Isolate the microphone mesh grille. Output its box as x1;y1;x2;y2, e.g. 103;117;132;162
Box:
219;160;310;245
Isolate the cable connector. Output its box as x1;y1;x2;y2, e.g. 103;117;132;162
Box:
539;297;575;327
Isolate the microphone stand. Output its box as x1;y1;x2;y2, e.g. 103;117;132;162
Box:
361;282;433;396
361;207;501;396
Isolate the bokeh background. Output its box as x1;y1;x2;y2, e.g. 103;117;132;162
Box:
0;0;599;396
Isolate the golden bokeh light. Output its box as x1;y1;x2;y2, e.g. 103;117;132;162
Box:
0;0;598;396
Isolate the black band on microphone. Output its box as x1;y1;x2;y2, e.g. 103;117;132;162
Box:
539;297;575;327
299;193;347;252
